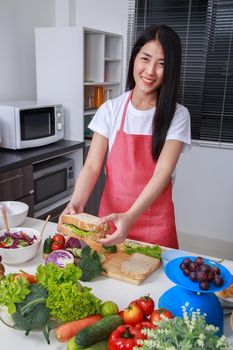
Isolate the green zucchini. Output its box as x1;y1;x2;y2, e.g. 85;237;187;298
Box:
67;337;108;350
102;244;117;253
75;314;122;347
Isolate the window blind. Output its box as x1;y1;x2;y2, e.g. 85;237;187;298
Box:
127;0;233;146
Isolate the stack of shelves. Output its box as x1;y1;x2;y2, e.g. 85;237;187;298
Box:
83;29;123;141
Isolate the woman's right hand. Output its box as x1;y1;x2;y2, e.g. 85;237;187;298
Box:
57;202;83;231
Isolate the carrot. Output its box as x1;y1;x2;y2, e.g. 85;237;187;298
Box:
14;273;37;284
56;314;102;343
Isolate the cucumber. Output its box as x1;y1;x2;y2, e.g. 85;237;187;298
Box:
67;337;108;350
102;244;117;253
75;314;122;347
43;237;53;254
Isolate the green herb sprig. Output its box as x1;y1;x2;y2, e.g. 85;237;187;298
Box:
135;306;232;350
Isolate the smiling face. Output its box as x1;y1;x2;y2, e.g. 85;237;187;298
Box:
133;40;164;99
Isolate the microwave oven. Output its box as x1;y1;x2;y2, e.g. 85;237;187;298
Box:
33;156;74;211
0;100;64;149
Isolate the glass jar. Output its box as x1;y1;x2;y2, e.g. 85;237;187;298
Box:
94;86;104;108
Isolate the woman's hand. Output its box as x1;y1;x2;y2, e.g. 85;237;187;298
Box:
97;212;133;245
57;202;83;231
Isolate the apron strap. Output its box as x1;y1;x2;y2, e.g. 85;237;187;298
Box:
119;90;133;131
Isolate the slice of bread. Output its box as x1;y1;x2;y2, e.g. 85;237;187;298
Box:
62;213;110;235
216;276;233;298
120;253;160;278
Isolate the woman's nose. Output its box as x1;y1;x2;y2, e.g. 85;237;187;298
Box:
146;63;156;76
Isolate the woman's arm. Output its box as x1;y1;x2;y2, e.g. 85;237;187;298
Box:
58;132;108;228
98;139;184;245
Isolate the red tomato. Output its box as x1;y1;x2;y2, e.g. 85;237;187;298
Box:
135;320;157;331
51;234;65;250
109;324;145;350
123;304;144;326
137;296;155;316
118;310;124;319
150;308;173;325
14;273;37;284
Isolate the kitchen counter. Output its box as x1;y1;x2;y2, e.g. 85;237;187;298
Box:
1;217;233;350
0;139;85;173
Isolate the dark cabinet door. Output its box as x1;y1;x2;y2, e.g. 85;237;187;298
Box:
84;145;106;216
0;165;33;201
0;165;34;217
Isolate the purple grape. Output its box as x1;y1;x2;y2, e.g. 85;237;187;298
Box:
207;270;215;282
199;281;210;290
196;270;208;282
194;256;204;266
189;271;198;282
189;262;199;271
182;258;192;267
183;268;190;276
213;276;224;287
180;262;186;271
211;266;220;276
200;264;211;273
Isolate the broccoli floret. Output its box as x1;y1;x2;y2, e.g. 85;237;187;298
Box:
12;283;51;343
77;246;105;282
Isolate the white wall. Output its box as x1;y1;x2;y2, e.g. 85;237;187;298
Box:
173;145;233;242
0;0;55;101
75;0;128;88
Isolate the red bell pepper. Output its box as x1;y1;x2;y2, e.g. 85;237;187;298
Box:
109;324;145;350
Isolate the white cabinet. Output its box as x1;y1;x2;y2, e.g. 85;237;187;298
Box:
35;26;123;143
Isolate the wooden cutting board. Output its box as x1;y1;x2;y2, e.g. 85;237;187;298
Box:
80;238;161;285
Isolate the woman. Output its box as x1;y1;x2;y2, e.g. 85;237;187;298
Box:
59;25;191;248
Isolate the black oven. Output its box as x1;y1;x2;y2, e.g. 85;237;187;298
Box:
33;157;74;211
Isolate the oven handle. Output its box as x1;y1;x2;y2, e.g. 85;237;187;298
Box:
0;173;24;184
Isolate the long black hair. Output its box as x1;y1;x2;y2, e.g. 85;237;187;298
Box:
126;25;181;160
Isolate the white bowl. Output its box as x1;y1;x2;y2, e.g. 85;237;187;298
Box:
0;201;29;228
0;227;41;265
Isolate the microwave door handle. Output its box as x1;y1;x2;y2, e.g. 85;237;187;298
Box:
0;173;24;184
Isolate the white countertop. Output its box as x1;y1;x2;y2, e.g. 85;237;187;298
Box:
1;217;233;349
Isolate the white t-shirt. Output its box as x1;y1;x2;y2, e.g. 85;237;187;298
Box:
89;90;191;153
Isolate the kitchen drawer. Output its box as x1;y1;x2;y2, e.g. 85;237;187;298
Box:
0;165;33;201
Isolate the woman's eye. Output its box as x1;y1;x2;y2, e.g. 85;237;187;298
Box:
141;57;148;62
159;61;164;67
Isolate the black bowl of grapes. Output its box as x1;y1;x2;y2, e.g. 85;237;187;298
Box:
165;256;233;293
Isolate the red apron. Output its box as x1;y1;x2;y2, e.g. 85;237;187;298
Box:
99;92;178;248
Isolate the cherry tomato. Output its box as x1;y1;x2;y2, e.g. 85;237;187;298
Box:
118;310;124;320
123;304;144;326
135;320;157;331
150;308;173;325
14;273;37;284
51;234;65;250
137;296;155;316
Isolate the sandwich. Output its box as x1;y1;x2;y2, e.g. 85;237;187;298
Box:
59;213;110;240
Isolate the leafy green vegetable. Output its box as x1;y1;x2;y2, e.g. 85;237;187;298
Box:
35;262;82;287
35;261;102;323
63;224;92;237
46;281;101;323
77;246;105;282
12;283;51;343
0;274;30;314
123;241;162;259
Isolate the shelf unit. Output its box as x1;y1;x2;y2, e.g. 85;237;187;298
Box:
83;28;123;140
35;26;123;143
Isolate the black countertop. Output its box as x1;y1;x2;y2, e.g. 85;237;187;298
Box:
0;139;85;173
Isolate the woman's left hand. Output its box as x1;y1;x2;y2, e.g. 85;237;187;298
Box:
97;212;133;245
